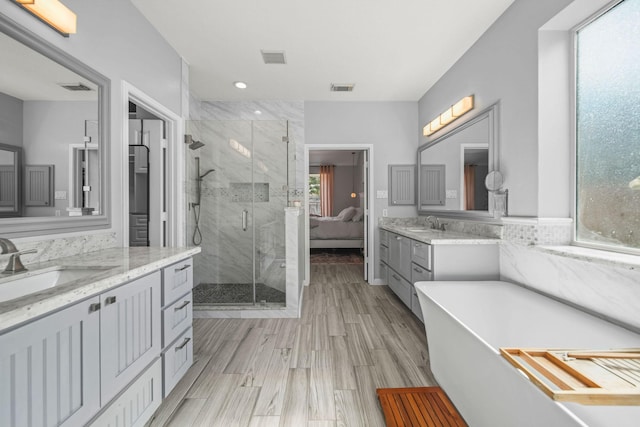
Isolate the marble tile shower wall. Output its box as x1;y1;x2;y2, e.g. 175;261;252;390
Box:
185;105;301;290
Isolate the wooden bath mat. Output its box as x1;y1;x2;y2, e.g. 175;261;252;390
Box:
376;387;467;427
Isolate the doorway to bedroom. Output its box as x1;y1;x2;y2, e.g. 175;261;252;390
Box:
306;147;372;282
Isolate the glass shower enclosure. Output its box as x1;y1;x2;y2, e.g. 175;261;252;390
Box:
186;120;291;307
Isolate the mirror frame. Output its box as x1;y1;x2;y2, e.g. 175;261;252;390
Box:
0;14;110;237
417;102;500;219
0;143;23;218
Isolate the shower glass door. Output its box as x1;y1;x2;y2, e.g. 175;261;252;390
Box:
187;120;289;306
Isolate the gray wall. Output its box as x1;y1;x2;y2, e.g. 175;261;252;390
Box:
22;101;96;216
0;0;183;243
305;101;418;279
417;0;573;217
0;92;23;147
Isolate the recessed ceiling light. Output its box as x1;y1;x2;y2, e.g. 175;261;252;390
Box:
234;81;247;89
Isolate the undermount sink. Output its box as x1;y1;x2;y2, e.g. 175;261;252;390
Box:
405;227;443;233
0;266;114;303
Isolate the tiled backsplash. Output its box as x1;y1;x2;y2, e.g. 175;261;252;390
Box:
502;217;572;245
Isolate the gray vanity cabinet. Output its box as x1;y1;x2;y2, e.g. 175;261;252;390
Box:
100;271;161;405
161;258;194;397
388;233;412;281
0;297;101;427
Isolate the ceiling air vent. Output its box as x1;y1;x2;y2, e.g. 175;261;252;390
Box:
330;83;355;92
261;50;286;64
58;82;93;91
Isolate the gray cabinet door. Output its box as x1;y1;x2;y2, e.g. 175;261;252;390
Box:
100;271;161;405
0;297;101;427
388;165;415;205
24;165;53;206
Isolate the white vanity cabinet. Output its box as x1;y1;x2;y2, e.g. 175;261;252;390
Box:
0;297;101;427
0;253;196;427
380;228;499;322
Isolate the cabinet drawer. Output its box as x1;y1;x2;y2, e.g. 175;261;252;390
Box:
163;258;193;305
411;262;433;283
129;214;148;227
380;262;389;285
411;241;431;270
163;328;193;398
411;286;424;322
388;270;411;307
90;358;162;427
163;292;193;347
380;229;389;247
379;244;389;264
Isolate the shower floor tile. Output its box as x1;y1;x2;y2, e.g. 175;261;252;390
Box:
193;282;286;305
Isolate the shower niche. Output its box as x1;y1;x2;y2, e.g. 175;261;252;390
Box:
187;120;291;307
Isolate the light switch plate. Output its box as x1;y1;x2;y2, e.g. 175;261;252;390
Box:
376;190;388;199
446;190;458;199
55;191;67;200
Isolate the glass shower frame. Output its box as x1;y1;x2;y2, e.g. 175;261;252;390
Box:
187;120;290;307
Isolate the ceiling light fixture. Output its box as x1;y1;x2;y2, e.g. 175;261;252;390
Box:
423;95;475;137
14;0;77;36
234;81;247;89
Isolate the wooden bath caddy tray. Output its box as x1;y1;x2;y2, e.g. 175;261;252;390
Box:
500;348;640;405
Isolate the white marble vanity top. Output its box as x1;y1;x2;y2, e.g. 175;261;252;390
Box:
0;246;201;331
380;224;501;245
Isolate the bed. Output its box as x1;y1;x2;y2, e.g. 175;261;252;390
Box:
309;206;364;249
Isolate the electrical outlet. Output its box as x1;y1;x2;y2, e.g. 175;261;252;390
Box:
382;209;388;217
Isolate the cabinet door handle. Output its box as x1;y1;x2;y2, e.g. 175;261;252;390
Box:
242;209;248;231
392;274;400;280
175;264;190;272
414;243;421;247
413;267;423;273
88;303;101;313
174;300;191;311
104;296;117;305
395;236;401;240
175;337;191;351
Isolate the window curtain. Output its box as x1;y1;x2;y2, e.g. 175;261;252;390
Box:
464;165;476;210
320;165;334;216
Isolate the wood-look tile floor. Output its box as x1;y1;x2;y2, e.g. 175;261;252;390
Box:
161;264;437;427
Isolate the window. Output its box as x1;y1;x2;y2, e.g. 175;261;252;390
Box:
309;173;321;215
575;0;640;253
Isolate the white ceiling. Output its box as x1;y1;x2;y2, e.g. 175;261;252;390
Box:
130;0;514;102
0;31;97;101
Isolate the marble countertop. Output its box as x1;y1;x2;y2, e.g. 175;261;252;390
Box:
0;246;201;332
380;224;501;245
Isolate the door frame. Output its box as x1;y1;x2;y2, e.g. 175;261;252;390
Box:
304;144;375;285
121;81;185;247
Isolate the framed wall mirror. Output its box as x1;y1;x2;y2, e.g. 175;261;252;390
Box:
0;14;110;237
417;103;499;219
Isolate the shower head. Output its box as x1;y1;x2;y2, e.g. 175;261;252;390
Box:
185;134;205;150
199;169;215;179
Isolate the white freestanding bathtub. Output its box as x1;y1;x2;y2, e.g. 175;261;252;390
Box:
414;280;640;427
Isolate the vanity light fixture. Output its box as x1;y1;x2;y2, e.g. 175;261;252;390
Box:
423;95;475;137
234;81;248;89
15;0;77;36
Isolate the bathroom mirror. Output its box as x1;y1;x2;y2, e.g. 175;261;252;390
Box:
0;14;110;237
418;103;499;218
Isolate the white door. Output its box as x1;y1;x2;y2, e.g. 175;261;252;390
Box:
362;150;369;281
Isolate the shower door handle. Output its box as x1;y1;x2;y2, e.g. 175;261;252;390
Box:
242;209;248;231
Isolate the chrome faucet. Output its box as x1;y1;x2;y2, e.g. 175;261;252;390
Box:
425;216;447;231
0;238;37;274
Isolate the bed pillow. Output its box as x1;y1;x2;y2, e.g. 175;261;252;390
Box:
352;207;364;222
336;206;357;221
